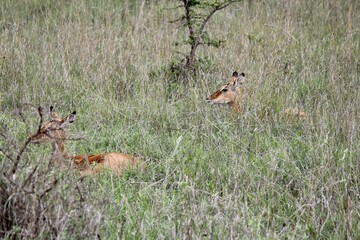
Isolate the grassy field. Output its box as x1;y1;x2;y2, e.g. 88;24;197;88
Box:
1;0;359;239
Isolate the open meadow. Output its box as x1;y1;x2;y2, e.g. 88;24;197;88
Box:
0;0;359;239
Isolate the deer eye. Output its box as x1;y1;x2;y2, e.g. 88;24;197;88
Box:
221;88;228;92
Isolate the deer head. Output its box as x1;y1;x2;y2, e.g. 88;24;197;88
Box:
206;71;245;112
29;106;76;156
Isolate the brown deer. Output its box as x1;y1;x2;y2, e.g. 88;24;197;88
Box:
206;71;246;113
29;106;137;176
281;107;307;118
29;106;76;156
206;71;307;117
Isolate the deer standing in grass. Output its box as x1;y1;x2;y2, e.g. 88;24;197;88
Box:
206;71;246;113
29;106;137;176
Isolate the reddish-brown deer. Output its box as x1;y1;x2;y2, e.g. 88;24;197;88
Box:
206;71;307;117
29;106;137;176
206;71;245;113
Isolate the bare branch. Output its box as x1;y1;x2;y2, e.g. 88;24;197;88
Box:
75;184;84;202
162;3;184;11
0;147;14;161
168;16;186;24
197;1;239;42
10;106;44;176
39;179;58;199
181;0;240;69
41;130;86;142
183;0;195;40
36;106;44;134
65;136;87;141
21;165;38;189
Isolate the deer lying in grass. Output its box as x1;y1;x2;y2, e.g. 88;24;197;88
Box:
206;71;307;117
281;107;307;118
206;71;246;113
29;106;137;176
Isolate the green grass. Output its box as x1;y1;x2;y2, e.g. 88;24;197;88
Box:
1;0;359;239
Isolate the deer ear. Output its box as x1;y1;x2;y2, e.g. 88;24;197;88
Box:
68;111;76;123
59;111;76;129
49;105;62;121
234;72;245;87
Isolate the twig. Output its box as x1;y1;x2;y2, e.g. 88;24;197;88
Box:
21;165;38;189
36;106;43;134
75;184;84;202
41;130;86;142
183;0;240;68
10;106;43;176
0;147;14;161
39;179;58;199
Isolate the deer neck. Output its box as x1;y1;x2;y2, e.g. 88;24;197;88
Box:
228;101;241;113
51;141;65;156
227;89;242;113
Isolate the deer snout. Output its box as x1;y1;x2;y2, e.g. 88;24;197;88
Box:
206;97;214;104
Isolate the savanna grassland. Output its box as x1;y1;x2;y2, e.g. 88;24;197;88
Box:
0;0;359;239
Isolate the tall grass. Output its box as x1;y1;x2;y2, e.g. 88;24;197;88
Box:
1;0;359;238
